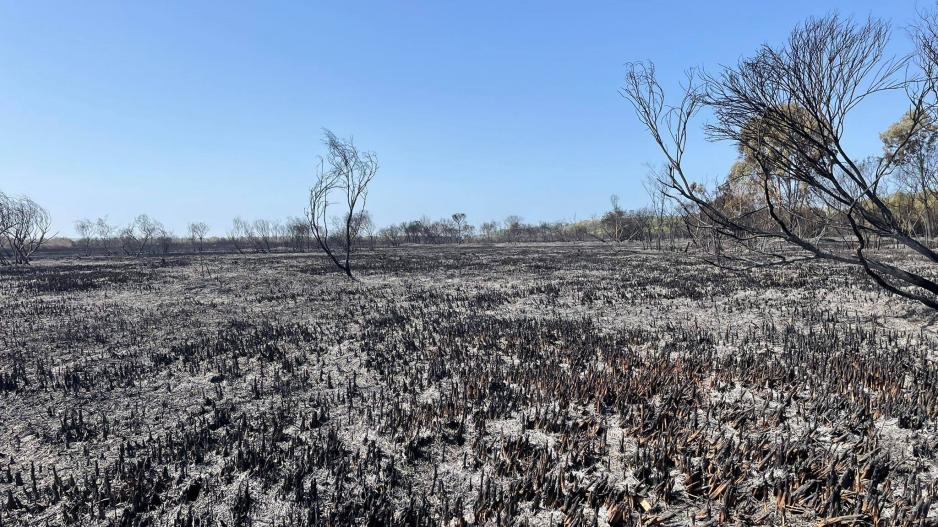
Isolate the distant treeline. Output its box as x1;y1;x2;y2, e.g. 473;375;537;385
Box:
60;205;686;258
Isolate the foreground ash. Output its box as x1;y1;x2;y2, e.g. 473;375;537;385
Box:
0;244;935;526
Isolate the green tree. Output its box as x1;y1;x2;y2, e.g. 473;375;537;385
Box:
881;111;938;242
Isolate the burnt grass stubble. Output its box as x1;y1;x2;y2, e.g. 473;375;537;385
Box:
0;244;936;526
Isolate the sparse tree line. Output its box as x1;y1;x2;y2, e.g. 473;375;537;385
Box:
65;207;685;257
73;214;174;257
70;207;683;258
72;215;306;257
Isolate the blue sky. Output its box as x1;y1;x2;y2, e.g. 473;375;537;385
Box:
0;1;923;236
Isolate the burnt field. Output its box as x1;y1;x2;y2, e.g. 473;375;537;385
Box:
0;244;936;526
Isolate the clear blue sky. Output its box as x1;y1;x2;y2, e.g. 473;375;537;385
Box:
0;1;922;236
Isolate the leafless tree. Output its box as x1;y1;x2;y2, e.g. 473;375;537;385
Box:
418;215;442;244
188;222;210;252
354;211;376;249
0;193;12;265
451;213;468;243
379;224;403;246
462;222;476;241
228;217;253;254
285;217;311;252
75;218;95;255
403;220;423;243
306;130;378;279
120;214;162;257
480;221;499;241
601;195;626;242
273;221;288;248
95;217;115;254
504;215;523;241
643;173;673;250
623;15;938;309
0;195;52;265
335;211;373;247
156;226;174;256
253;219;274;253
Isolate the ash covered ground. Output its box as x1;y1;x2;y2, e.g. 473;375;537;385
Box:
0;244;936;526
